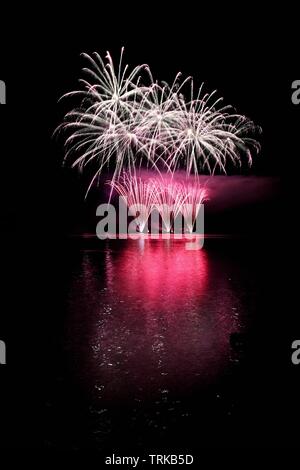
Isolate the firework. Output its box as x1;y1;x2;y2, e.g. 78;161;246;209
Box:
58;49;260;194
107;173;209;234
179;182;209;233
107;173;156;233
58;48;155;194
150;178;186;233
162;82;260;175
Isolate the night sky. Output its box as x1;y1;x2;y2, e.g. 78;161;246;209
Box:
0;7;299;451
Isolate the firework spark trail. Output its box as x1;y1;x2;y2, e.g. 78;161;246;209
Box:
58;49;261;195
58;48;156;195
150;178;187;233
180;182;209;233
107;173;157;232
137;74;193;168
107;173;209;234
162;82;260;175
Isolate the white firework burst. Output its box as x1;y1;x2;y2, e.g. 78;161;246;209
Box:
57;49;261;195
162;81;260;175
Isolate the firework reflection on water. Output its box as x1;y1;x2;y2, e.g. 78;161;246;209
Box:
66;239;245;406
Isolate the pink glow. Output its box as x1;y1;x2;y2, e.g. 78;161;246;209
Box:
108;173;208;233
66;240;243;403
107;239;209;303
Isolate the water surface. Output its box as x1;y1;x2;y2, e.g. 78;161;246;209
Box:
53;238;260;449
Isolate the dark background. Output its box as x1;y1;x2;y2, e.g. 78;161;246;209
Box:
0;7;299;450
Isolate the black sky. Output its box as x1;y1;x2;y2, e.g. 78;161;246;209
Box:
0;6;299;449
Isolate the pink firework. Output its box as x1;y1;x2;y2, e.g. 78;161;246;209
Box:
107;173;156;232
180;182;209;233
150;178;186;233
108;173;209;234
